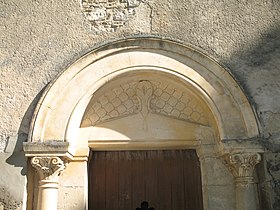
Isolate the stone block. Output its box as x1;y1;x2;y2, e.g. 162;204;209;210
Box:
202;185;235;210
200;157;234;186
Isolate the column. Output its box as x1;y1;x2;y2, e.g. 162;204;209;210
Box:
198;143;236;210
223;153;261;210
31;157;67;210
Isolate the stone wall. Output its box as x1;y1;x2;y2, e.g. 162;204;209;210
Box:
0;0;280;209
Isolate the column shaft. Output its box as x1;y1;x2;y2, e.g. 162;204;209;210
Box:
235;176;258;210
37;180;59;210
222;153;261;210
31;157;67;210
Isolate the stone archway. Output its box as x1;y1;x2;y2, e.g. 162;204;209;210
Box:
23;38;263;210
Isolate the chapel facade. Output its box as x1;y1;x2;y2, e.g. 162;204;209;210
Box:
1;1;280;210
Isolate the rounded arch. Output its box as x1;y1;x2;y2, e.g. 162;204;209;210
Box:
28;38;259;157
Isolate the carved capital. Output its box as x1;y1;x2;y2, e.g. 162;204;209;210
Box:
222;153;261;183
31;157;67;180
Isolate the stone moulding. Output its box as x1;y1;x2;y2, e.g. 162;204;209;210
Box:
81;0;148;32
26;38;260;157
23;141;72;157
23;38;264;210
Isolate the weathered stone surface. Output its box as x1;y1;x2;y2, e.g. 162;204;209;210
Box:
57;162;88;210
81;0;150;32
1;0;279;150
0;0;280;209
266;152;280;210
0;152;26;210
202;185;235;210
0;188;22;210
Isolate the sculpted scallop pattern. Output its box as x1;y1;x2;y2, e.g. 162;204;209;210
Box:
150;81;208;124
81;80;208;127
81;82;140;127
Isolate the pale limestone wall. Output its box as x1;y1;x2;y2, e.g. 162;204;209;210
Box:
0;0;280;209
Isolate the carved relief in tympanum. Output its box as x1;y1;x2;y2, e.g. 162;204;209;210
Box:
81;80;209;127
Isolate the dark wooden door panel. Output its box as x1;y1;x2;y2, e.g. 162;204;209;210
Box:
145;151;158;209
119;152;133;210
183;157;203;210
105;152;119;210
88;150;203;210
157;154;172;210
170;154;185;210
91;152;106;210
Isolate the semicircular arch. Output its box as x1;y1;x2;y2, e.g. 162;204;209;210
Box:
28;38;259;157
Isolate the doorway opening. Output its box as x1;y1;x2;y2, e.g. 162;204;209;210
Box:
24;38;260;210
88;150;203;210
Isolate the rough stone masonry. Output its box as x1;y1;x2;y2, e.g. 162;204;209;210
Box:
0;0;280;209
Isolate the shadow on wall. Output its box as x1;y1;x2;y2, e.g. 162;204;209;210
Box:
224;25;280;210
229;26;280;68
224;25;280;113
5;87;46;176
4;21;280;210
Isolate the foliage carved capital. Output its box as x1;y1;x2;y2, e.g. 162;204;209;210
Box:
31;157;67;180
222;153;261;183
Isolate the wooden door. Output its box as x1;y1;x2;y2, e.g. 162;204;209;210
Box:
88;150;203;210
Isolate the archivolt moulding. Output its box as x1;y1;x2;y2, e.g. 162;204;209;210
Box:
24;38;260;159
